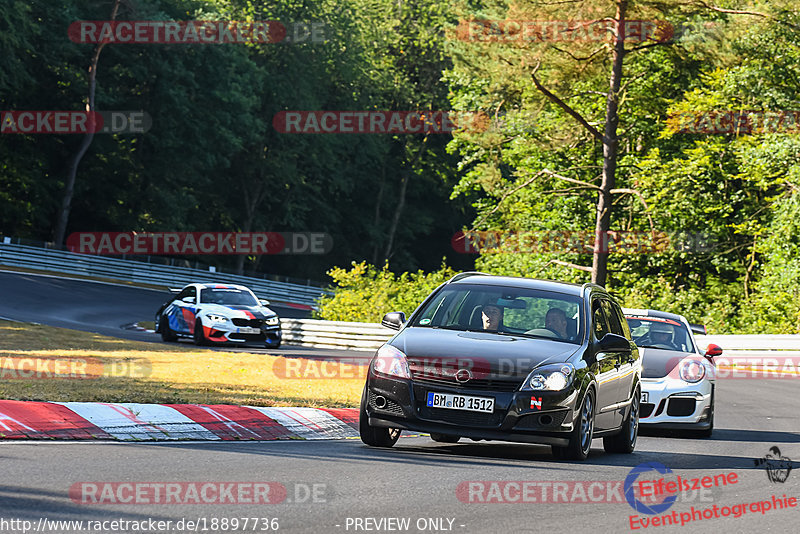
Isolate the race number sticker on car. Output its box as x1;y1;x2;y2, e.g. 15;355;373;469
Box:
641;391;649;403
427;392;494;413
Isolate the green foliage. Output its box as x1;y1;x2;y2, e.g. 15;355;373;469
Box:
314;261;458;322
739;194;800;333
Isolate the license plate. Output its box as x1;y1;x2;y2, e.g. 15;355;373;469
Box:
641;391;649;403
426;392;494;413
239;327;261;334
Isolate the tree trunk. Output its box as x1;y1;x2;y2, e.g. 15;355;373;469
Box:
382;137;428;263
53;0;121;247
235;173;266;276
592;0;627;287
371;164;386;265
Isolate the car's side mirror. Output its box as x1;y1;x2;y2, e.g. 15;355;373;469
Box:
181;296;196;304
259;299;271;307
381;312;406;331
704;343;723;358
597;333;631;352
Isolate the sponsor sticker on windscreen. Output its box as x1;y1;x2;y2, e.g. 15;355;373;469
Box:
427;392;494;413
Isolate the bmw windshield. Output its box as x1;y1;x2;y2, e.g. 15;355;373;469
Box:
411;284;583;344
199;288;258;306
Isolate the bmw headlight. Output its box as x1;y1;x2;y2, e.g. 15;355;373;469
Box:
520;363;575;391
205;314;228;324
679;359;706;383
266;316;280;326
372;344;411;379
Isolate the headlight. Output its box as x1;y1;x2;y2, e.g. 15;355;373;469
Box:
372;344;410;379
205;314;228;324
520;363;574;391
266;316;280;326
679;359;706;383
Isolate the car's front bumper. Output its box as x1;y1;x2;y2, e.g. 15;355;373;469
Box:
365;375;582;446
639;375;713;428
203;323;281;344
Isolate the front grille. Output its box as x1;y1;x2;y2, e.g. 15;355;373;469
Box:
640;403;655;418
232;318;264;328
667;397;696;417
417;405;504;428
514;410;568;430
410;375;521;392
228;333;267;342
368;390;404;416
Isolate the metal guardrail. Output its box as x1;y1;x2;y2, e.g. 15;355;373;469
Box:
281;319;394;351
696;335;800;359
277;323;800;353
0;242;331;308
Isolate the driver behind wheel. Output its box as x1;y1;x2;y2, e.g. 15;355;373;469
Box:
545;308;569;340
481;304;504;331
650;322;676;348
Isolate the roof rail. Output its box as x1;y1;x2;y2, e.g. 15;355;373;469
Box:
448;271;491;283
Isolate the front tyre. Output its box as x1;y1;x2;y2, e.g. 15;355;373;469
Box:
689;388;714;438
604;386;639;453
193;319;208;346
552;388;595;461
359;386;401;447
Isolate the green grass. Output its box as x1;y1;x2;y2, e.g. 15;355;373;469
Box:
0;320;363;407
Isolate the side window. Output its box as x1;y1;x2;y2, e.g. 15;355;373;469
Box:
592;300;610;340
601;300;625;337
177;287;196;303
175;288;190;301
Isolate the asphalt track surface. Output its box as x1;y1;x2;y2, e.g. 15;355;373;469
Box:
1;271;800;533
0;270;361;361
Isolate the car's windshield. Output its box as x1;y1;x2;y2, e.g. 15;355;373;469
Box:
411;283;583;344
200;288;257;306
625;316;695;353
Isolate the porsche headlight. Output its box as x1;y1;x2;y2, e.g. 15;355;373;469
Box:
205;314;228;324
679;359;706;383
520;363;575;391
266;316;280;326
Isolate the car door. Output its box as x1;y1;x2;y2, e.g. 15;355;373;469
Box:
602;299;638;405
167;286;198;334
590;299;622;430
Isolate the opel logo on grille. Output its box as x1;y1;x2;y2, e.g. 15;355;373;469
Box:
454;369;473;384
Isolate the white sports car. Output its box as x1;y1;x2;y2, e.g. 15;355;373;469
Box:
623;308;722;437
155;283;281;348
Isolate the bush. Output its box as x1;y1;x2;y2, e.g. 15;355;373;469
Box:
314;261;458;322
